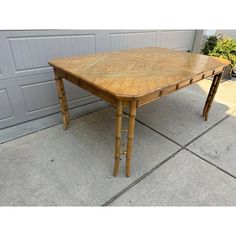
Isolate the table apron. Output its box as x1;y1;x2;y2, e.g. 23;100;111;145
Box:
54;68;118;106
137;69;225;107
54;66;225;109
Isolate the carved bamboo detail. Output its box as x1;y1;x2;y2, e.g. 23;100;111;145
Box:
125;100;137;177
203;73;222;121
113;100;123;176
55;77;70;129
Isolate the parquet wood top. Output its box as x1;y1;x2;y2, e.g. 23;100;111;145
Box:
49;47;230;98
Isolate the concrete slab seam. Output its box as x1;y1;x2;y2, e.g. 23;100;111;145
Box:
185;148;236;179
101;146;185;206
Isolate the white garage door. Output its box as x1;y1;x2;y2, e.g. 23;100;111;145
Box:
0;30;196;129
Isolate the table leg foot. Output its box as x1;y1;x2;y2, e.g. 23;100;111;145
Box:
126;159;131;177
113;158;120;177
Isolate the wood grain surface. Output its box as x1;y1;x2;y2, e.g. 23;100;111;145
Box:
49;47;230;100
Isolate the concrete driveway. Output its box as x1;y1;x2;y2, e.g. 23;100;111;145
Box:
0;79;235;206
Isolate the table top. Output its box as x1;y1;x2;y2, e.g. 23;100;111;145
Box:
49;47;230;99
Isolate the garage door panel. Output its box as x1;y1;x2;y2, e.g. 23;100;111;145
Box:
110;31;157;51
0;36;16;79
21;78;93;113
0;88;14;120
8;34;96;72
23;95;98;117
64;80;91;100
21;80;58;113
160;30;195;51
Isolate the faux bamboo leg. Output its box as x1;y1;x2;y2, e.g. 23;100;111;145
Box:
125;100;137;177
203;73;222;121
60;81;70;125
55;77;69;130
113;100;123;177
203;74;218;118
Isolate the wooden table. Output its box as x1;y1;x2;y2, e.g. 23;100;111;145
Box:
48;47;230;177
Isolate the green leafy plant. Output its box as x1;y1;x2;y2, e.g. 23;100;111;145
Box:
201;35;236;76
201;35;218;55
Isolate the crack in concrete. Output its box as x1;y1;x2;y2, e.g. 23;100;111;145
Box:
185;148;236;179
102;147;185;206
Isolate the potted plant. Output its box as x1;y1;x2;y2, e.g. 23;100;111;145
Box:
201;34;236;80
